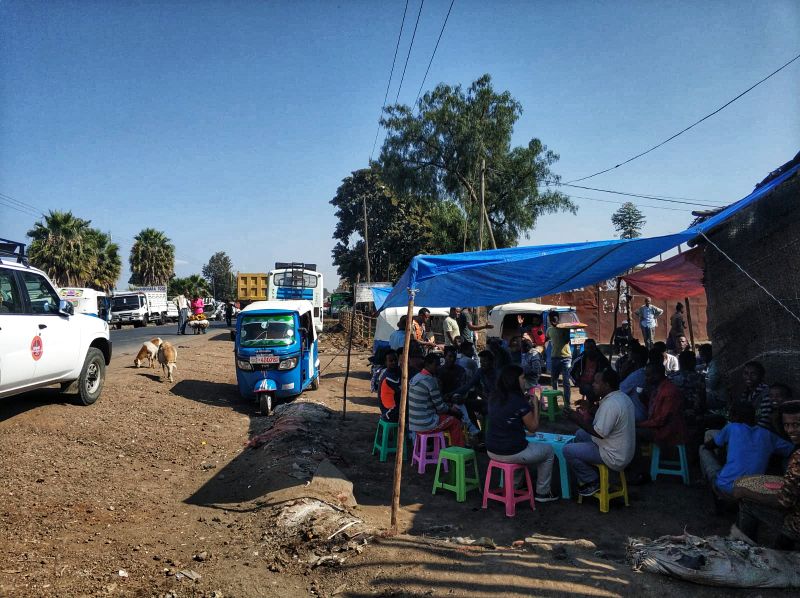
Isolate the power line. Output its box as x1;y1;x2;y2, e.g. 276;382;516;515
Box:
369;0;410;162
0;196;41;218
413;0;455;108
558;183;725;208
0;191;43;214
566;193;690;212
568;51;800;183
394;0;425;105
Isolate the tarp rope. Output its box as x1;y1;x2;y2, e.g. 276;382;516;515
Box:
701;232;800;326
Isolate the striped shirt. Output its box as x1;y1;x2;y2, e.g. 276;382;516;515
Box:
408;370;446;432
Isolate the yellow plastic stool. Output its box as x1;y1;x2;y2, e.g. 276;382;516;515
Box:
577;464;629;513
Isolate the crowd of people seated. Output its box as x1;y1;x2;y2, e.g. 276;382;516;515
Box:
370;305;799;550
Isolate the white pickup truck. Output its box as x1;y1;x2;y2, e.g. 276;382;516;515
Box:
110;288;169;328
0;240;112;405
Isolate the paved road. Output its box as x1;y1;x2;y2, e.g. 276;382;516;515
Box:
110;319;232;358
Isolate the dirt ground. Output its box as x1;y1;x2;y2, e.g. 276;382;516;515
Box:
0;329;788;597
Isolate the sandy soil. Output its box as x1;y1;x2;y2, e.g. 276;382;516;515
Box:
0;329;787;597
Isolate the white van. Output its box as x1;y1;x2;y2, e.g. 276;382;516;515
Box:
374;306;450;344
59;287;109;320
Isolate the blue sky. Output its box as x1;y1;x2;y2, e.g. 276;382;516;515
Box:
1;1;798;291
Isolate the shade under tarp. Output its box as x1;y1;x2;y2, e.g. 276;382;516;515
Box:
378;160;799;310
622;247;705;300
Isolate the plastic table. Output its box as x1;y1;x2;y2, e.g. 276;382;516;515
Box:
526;432;576;499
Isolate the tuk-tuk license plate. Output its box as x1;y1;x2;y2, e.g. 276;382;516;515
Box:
250;355;280;365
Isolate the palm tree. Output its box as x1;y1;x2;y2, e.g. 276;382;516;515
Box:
86;230;121;292
184;274;211;298
27;211;96;287
129;228;175;286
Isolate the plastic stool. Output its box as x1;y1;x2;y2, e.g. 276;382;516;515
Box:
411;432;448;474
372;419;408;463
540;390;563;422
432;447;480;502
578;464;629;513
650;444;690;485
482;460;535;517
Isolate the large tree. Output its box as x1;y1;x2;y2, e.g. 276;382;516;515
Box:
27;211;120;290
85;229;121;292
167;274;210;298
128;228;175;286
379;74;575;249
611;202;646;239
330;167;435;283
202;251;235;300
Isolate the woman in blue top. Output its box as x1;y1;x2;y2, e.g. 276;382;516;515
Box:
486;364;558;502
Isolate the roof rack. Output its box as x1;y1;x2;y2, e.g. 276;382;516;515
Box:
0;238;28;265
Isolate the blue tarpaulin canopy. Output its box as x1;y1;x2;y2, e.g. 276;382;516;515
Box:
379;160;800;310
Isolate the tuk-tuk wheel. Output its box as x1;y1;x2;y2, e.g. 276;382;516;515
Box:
259;393;273;416
310;375;320;391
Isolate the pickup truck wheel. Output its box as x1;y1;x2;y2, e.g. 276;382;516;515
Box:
78;348;105;405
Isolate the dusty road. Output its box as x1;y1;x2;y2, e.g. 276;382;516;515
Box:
0;330;786;597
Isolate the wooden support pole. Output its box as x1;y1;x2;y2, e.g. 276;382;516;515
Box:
390;290;416;533
342;274;360;420
611;277;621;345
685;296;696;351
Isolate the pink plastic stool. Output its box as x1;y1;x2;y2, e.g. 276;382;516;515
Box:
482;459;535;517
411;432;448;474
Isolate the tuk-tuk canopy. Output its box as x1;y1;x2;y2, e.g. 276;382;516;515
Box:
241;300;314;317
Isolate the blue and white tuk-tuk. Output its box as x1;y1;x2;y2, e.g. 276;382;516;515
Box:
233;300;320;415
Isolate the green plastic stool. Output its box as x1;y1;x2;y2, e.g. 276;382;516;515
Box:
540;389;563;422
432;446;480;502
372;419;408;462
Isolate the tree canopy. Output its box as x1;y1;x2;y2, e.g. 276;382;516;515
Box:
611;202;646;239
330;167;434;283
168;274;211;298
27;210;121;291
129;228;175;286
379;74;575;250
202;251;235;300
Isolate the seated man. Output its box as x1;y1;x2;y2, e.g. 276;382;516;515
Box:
562;368;636;497
611;320;633;355
739;361;772;430
438;346;481;438
619;345;649;422
636;361;687;458
451;349;499;429
520;338;542;389
377;350;401;423
668;350;704;416
570;339;611;408
735;400;800;549
653;341;678;373
769;384;793;437
408;353;465;447
456;341;478;376
699;402;793;499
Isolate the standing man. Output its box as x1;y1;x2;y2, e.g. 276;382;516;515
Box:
413;308;438;352
546;312;574;408
562;368;636;496
635;297;663;350
176;291;190;335
669;302;687;352
457;307;493;348
444;307;461;347
225;301;234;327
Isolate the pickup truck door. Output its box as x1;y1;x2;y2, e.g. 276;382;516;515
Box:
18;270;79;383
0;268;37;393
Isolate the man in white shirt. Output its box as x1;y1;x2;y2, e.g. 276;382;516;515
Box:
175;292;190;335
444;307;461;346
562;368;636;496
635;297;663;350
653;341;679;373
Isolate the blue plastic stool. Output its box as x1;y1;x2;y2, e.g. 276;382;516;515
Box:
650;444;689;485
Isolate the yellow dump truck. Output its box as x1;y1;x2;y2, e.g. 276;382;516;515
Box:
236;273;268;308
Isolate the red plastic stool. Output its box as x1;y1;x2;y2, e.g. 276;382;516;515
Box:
482;459;535;517
411;432;448;474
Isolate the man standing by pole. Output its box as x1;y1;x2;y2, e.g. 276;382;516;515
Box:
176;290;189;335
635;297;663;350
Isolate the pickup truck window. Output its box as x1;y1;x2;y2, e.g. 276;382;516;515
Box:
20;271;60;314
0;269;23;313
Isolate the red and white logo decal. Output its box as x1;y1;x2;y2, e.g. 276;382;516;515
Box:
31;336;44;361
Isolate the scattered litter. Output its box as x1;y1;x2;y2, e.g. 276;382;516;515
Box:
175;569;202;582
332;583;347;595
193;551;208;562
628;532;800;588
117;569;128;578
450;536;496;549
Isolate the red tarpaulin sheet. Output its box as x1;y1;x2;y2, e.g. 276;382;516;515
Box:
623;247;705;300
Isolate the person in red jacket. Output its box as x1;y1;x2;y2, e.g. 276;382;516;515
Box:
630;360;687;483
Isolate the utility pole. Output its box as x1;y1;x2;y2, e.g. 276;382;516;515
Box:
479;158;485;251
362;195;371;285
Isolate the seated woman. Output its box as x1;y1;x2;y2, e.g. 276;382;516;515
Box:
485;364;558;503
